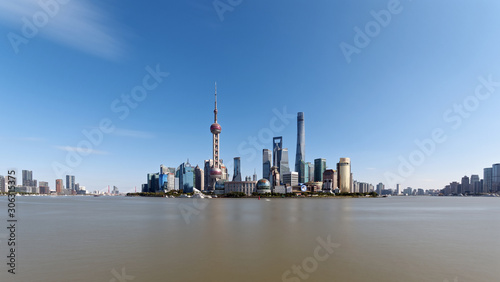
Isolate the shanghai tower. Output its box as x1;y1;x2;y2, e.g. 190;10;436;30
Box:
295;112;305;173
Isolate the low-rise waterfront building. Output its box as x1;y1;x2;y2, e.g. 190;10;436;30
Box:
224;181;257;196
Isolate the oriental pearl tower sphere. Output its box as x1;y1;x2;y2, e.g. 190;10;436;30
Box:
210;83;223;191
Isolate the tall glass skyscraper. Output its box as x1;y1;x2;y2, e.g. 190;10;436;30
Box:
263;149;271;181
159;165;169;190
314;158;326;182
307;162;314;182
159;173;168;190
179;161;194;193
204;159;213;191
273;136;283;170
295;112;305;175
299;160;309;184
273;136;290;184
233;157;242;181
280;148;290;176
147;173;160;193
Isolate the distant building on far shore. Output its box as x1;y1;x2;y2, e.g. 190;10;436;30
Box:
484;167;493;193
396;184;401;195
492;164;500;192
0;176;5;193
56;179;63;194
376;183;384;195
39;181;50;194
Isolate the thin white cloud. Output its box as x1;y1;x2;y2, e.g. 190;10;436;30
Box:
366;167;376;170
0;0;128;60
110;129;155;139
55;146;109;155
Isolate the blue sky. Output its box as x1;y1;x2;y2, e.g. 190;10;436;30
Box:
1;0;500;192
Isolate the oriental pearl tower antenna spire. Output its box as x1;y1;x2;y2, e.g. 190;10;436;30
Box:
210;82;223;193
214;82;218;122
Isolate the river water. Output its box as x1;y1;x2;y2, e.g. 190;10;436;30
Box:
0;196;498;282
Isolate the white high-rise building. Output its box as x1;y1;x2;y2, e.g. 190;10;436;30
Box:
337;158;351;193
174;177;180;191
167;173;175;191
396;184;401;195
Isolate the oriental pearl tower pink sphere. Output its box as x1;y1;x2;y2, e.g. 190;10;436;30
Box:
210;122;221;135
210;167;222;178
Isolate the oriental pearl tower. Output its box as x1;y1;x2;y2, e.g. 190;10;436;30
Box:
210;83;223;192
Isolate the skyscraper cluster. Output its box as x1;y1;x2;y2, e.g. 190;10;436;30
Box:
441;163;500;195
140;86;383;196
258;112;361;194
0;169;89;195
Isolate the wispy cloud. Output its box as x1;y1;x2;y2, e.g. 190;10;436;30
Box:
110;129;155;139
366;167;376;170
55;146;109;155
0;0;128;60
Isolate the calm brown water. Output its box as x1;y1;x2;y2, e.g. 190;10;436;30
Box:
0;196;499;282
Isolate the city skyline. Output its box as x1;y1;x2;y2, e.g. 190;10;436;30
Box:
2;95;500;193
1;1;500;192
